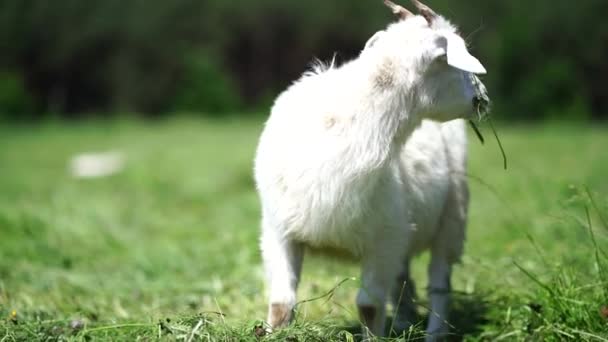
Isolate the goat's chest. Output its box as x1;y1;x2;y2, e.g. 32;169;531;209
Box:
280;163;406;255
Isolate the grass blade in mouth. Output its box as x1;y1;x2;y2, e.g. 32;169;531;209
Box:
470;103;508;170
469;120;485;144
488;117;508;170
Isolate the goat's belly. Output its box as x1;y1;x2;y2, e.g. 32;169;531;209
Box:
282;193;372;257
266;173;376;253
304;243;361;261
276;170;405;257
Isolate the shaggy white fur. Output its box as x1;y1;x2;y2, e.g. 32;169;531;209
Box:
254;2;489;339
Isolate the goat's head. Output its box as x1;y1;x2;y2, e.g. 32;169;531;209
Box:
366;0;490;122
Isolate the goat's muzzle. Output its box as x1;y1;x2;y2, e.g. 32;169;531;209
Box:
470;74;490;120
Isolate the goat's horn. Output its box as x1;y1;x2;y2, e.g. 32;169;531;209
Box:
383;0;413;20
411;0;437;24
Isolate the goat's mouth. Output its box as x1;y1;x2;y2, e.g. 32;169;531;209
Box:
470;74;490;121
473;94;490;121
468;74;491;145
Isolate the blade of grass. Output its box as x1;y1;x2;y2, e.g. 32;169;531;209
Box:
585;206;607;300
81;323;153;334
525;233;549;267
585;186;608;231
570;329;608;342
487;117;507;170
513;261;555;296
295;277;355;307
469;120;485;144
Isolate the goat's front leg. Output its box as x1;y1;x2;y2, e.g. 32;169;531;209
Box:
261;227;304;329
425;254;452;341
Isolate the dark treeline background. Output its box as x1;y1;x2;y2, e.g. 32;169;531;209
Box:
1;0;607;120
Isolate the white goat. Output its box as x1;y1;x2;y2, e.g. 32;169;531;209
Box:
254;0;490;339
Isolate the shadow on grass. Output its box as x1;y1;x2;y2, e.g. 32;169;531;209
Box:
337;292;490;341
442;292;490;341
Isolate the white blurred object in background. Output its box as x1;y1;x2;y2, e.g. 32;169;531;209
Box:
70;151;125;179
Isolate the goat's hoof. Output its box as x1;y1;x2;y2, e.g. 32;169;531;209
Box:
268;303;293;329
425;329;449;342
390;320;416;336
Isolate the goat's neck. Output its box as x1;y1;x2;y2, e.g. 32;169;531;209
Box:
349;61;420;170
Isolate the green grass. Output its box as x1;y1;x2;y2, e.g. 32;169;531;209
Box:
0;117;607;341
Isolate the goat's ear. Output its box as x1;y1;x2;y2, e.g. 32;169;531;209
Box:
444;33;486;74
364;31;386;50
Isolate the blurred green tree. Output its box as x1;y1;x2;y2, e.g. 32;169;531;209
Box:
0;0;606;120
0;71;34;119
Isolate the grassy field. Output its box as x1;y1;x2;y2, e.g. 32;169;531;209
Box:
0;117;607;341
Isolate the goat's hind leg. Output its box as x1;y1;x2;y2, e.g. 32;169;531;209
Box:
425;252;452;341
356;230;405;338
426;185;468;340
260;225;304;329
391;257;418;333
357;255;393;338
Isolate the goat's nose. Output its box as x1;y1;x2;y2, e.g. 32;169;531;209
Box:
468;73;490;120
472;94;490;120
